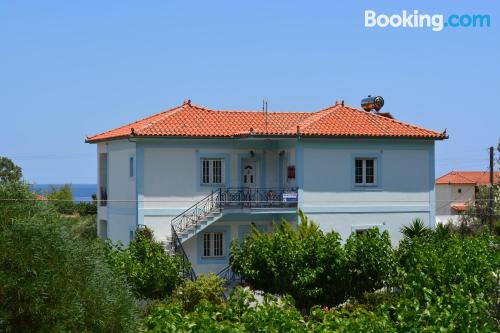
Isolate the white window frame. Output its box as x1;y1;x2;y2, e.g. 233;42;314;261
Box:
202;231;224;258
354;158;377;186
201;158;225;185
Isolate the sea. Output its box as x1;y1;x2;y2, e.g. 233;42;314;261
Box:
31;184;97;202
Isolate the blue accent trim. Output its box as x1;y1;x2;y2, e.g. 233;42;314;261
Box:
350;152;383;191
105;146;109;228
129;228;135;242
141;208;186;216
302;205;430;213
196;225;231;265
237;153;265;188
139;207;298;217
237;223;268;242
196;152;231;188
136;144;144;227
109;207;137;215
296;142;304;209
428;142;436;228
129;153;135;180
277;152;289;188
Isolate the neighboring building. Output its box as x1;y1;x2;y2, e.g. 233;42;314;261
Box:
435;171;500;224
86;99;446;276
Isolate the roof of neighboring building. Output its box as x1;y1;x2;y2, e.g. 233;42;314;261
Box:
451;203;468;212
85;100;447;143
436;171;500;186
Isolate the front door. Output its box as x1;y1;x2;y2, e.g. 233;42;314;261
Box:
242;160;257;189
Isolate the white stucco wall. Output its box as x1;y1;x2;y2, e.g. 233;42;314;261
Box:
97;140;137;246
300;140;435;245
139;140;294;241
181;215;292;276
96;137;436;255
435;183;475;216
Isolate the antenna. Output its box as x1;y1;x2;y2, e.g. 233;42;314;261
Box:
262;98;268;134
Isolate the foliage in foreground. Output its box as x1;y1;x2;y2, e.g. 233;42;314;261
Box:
0;181;140;333
146;229;499;332
172;273;225;312
145;286;498;332
105;227;189;300
230;212;396;308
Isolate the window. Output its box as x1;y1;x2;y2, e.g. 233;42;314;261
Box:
354;158;377;186
355;229;369;236
458;188;462;193
202;232;224;257
129;156;134;178
201;158;224;185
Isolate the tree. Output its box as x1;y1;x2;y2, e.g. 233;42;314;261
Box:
47;184;74;215
0;181;140;332
230;213;395;308
105;227;189;300
400;218;431;240
0;156;22;183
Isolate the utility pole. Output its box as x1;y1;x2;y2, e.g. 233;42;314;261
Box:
488;146;494;233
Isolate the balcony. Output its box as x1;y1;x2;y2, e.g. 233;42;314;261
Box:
219;187;298;208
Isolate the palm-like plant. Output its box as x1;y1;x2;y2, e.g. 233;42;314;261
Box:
400;218;431;240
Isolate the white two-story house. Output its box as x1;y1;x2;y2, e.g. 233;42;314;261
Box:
86;99;446;276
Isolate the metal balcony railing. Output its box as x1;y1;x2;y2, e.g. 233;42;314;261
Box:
219;187;298;208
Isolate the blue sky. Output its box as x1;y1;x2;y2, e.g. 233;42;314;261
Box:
0;0;498;184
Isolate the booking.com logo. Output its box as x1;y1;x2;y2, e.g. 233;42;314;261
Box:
365;10;491;32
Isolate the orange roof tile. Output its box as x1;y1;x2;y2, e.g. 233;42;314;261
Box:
436;171;500;185
86;100;447;143
451;203;468;212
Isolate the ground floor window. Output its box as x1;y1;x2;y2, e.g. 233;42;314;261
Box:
202;232;224;257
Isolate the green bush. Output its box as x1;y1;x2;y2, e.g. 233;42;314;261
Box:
231;213;395;308
0;183;139;332
46;184;74;215
344;228;396;298
74;200;97;216
144;287;307;332
106;227;189;300
0;181;55;224
308;306;396;332
231;212;349;308
173;273;225;312
71;215;97;240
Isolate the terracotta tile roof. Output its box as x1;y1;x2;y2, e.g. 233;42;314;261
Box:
86;100;447;142
436;171;500;186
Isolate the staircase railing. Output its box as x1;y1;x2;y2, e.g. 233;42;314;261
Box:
216;265;244;286
169;187;298;282
171;225;197;281
171;190;222;236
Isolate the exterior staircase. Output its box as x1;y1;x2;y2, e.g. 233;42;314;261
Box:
166;187;298;281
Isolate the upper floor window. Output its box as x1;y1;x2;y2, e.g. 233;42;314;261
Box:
355;158;377;186
201;158;224;185
203;232;224;257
